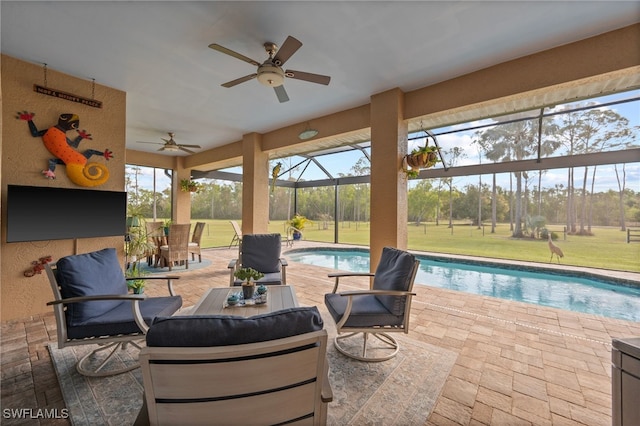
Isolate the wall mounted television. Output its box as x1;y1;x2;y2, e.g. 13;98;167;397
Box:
6;185;127;243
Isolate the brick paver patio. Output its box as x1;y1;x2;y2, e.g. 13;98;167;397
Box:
2;243;639;425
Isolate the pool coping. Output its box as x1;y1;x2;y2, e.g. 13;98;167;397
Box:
284;243;640;288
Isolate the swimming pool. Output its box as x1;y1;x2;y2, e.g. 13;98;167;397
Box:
285;248;640;322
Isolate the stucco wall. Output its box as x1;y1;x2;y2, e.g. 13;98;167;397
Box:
1;54;126;321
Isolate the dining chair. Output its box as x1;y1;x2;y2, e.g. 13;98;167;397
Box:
159;223;191;271
144;221;164;267
188;222;205;262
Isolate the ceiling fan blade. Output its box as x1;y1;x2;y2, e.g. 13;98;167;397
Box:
285;69;331;85
179;146;197;154
272;36;302;66
208;43;260;67
137;141;164;145
222;73;257;88
274;85;289;103
178;144;201;149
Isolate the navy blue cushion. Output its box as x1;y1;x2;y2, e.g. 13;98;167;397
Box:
373;247;417;316
146;306;324;347
56;248;128;326
241;234;282;273
324;293;404;328
66;295;182;340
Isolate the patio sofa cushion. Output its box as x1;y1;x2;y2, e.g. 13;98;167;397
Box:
56;248;128;326
146;306;324;347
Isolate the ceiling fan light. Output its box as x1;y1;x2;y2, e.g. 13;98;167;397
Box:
257;64;285;87
299;129;319;140
163;145;180;151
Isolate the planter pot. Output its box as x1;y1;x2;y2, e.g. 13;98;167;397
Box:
242;283;255;300
293;231;302;240
133;287;144;294
406;151;438;169
126;217;140;228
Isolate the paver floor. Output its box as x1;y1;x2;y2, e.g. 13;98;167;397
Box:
2;243;639;425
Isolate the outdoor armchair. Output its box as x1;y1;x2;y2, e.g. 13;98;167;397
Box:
45;248;182;377
228;233;288;286
324;246;419;362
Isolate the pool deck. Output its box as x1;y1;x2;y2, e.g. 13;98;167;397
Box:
3;242;640;425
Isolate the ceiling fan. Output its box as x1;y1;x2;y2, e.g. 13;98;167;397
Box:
208;35;331;103
136;132;201;154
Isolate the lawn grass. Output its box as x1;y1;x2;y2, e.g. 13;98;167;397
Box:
180;219;639;273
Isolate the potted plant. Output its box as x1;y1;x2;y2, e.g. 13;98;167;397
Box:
180;179;201;193
124;221;155;293
288;213;312;240
163;219;172;236
234;267;264;299
125;221;155;267
125;256;149;294
403;144;440;178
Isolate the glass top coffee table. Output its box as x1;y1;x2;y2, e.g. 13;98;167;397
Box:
189;285;299;317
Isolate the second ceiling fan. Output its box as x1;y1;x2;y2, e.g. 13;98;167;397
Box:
137;132;201;154
209;35;330;103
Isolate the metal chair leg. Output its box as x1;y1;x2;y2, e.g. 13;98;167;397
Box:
333;331;399;362
76;340;144;377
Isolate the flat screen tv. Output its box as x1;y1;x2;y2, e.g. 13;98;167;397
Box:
6;185;127;243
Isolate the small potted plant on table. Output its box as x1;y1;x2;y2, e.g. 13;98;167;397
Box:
234;267;264;300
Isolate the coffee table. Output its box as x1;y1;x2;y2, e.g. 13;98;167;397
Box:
189;285;299;317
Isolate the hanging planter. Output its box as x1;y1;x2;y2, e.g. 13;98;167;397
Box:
403;145;440;178
180;179;201;193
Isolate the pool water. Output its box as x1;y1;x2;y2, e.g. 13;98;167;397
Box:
286;249;640;322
